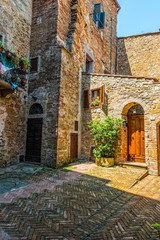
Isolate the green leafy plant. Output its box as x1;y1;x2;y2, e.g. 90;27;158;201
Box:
88;117;122;158
151;224;160;238
19;57;31;69
91;99;101;107
151;223;160;230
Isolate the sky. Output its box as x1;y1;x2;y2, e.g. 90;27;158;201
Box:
117;0;160;37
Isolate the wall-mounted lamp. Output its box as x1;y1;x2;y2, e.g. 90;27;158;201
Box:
123;120;128;128
150;116;155;121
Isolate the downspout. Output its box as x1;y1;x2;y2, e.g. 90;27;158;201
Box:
110;17;113;73
115;36;118;74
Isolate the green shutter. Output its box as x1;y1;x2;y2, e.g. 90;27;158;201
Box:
93;3;101;23
98;12;106;29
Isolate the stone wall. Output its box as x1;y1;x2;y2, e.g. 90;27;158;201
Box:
56;0;119;165
0;0;32;56
82;73;160;175
117;32;160;80
0;0;32;166
29;0;61;167
0;90;26;166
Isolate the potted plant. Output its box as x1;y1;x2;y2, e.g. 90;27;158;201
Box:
5;50;13;60
91;98;101;107
19;57;31;70
11;52;19;66
21;77;27;86
88;116;122;167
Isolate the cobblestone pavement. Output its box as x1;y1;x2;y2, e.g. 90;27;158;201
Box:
0;161;160;240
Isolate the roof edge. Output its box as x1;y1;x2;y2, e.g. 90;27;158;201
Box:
118;31;160;39
114;0;121;12
82;73;160;82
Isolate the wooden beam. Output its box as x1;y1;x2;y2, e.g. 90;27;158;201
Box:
0;80;12;90
0;80;24;92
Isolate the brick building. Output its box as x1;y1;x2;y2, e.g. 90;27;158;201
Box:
26;0;120;167
0;0;160;175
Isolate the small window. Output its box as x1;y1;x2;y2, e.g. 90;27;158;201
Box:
93;3;106;29
29;103;43;115
30;57;38;73
91;86;104;107
85;54;94;73
83;90;89;109
75;121;78;131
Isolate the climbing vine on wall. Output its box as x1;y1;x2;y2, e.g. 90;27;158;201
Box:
0;41;30;90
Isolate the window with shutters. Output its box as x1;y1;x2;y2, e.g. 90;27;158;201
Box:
93;3;106;29
91;85;104;107
30;57;39;73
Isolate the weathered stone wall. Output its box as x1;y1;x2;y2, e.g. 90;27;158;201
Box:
82;73;160;175
117;32;160;80
0;90;26;166
0;0;32;166
0;0;32;56
56;0;119;165
29;0;61;167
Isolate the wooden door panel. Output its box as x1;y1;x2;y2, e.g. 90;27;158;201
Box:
128;115;145;162
70;133;78;160
25;118;43;163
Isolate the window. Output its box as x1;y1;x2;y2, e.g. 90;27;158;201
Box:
83;90;89;108
93;3;106;29
29;103;43;115
91;86;104;107
85;54;94;73
75;121;78;131
30;57;38;73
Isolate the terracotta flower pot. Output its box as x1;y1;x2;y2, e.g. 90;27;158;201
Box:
21;78;27;86
96;157;114;167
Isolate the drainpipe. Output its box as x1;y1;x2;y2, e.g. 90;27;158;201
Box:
115;36;118;74
110;17;113;73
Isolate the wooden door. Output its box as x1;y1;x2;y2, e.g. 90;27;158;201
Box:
128;115;145;162
25;118;43;163
70;133;78;160
158;125;160;175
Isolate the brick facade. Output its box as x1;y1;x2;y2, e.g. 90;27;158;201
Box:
28;0;119;167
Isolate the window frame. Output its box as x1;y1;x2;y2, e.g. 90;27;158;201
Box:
83;90;89;109
90;85;105;108
30;56;39;73
93;3;106;29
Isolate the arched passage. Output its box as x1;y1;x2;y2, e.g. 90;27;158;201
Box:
25;104;43;163
122;102;145;163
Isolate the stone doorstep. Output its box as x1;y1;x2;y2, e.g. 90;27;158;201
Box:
120;161;148;169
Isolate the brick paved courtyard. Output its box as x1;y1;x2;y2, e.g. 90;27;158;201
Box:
0;161;160;240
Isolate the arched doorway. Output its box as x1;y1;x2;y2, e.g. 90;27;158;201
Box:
25;104;43;163
127;104;145;162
